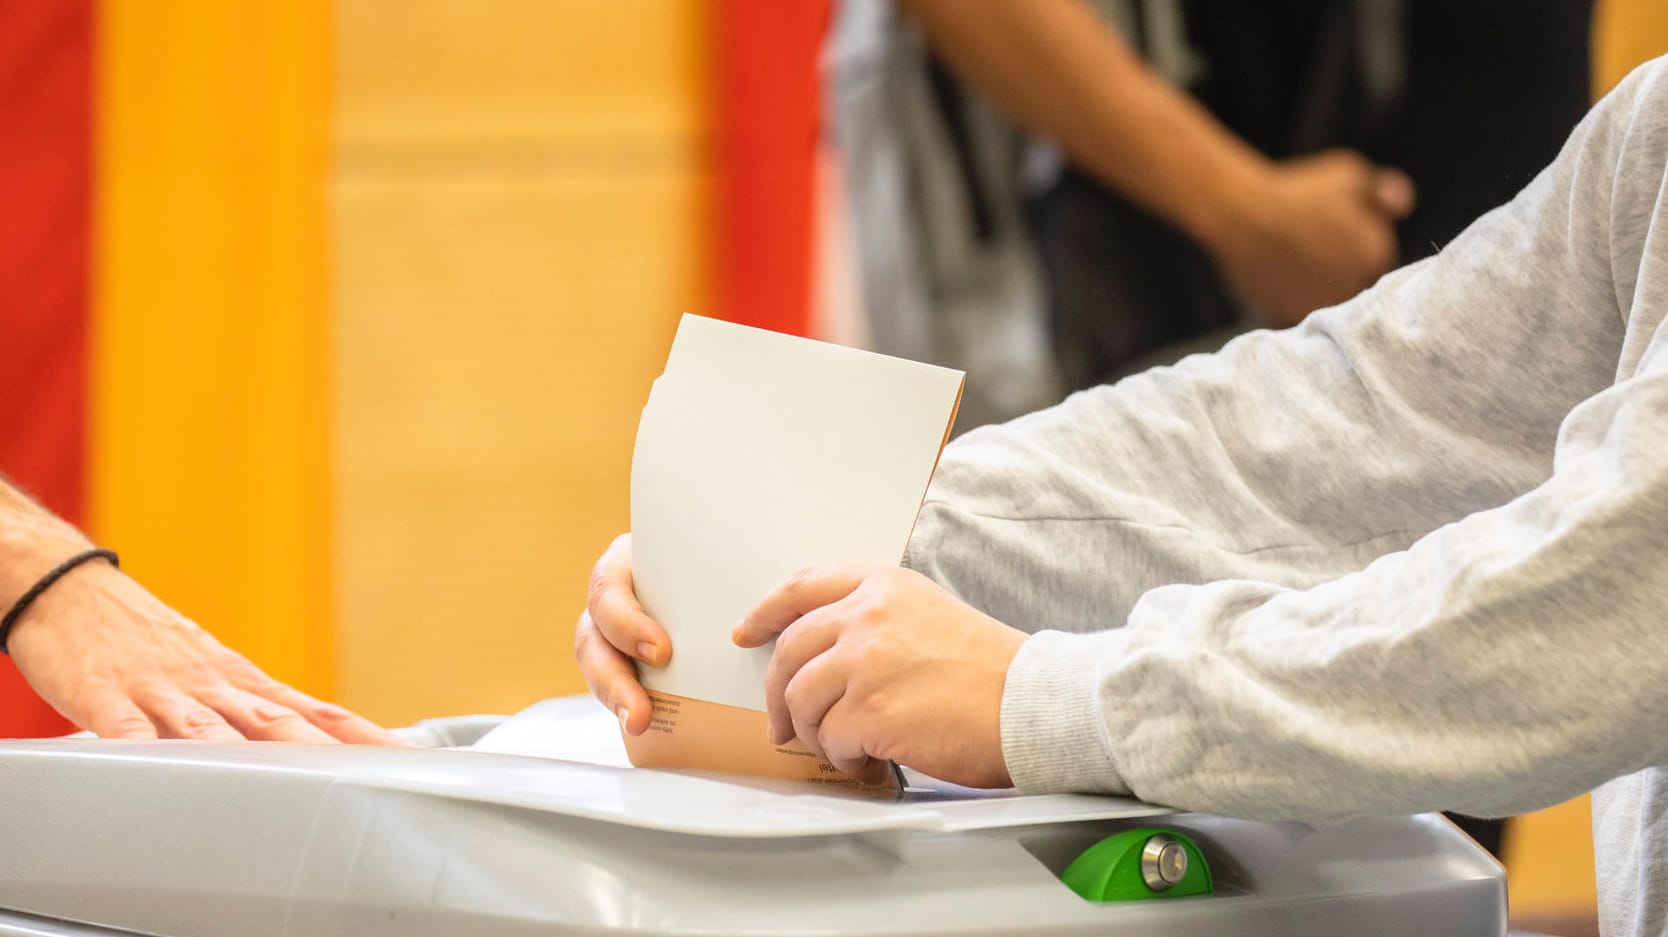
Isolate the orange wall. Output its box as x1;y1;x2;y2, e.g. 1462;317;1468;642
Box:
329;0;711;723
1595;0;1668;94
88;0;714;725
91;0;332;695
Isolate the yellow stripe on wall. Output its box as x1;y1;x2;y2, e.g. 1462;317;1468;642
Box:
1595;0;1668;96
91;0;333;694
330;0;710;724
1505;794;1598;923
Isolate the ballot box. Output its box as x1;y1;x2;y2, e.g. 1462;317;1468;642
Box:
0;696;1503;937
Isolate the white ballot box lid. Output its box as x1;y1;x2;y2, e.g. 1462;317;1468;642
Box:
0;696;1505;937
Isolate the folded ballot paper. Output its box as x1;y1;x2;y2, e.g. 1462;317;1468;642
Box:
624;314;964;787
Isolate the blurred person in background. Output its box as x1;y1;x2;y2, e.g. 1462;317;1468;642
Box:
0;474;399;745
829;0;1589;430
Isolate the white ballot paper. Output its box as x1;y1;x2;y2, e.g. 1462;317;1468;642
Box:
624;314;964;785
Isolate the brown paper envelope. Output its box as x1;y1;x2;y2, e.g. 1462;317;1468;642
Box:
622;690;901;791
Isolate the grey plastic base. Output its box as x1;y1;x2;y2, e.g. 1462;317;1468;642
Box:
0;699;1506;936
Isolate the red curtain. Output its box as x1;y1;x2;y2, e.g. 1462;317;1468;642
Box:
0;0;92;736
712;0;829;337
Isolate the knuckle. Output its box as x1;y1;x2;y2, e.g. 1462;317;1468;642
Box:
245;700;307;729
794;718;822;753
126;680;171;708
773;622;801;658
112;715;155;738
587;566;610;609
592;591;640;640
785;565;817;593
869;736;903;765
180;708;227;734
172;659;219;690
765;683;790;719
193;685;239;710
781;679;808;713
589;558;624;607
847;596;888;630
858;688;892;721
308;701;355;726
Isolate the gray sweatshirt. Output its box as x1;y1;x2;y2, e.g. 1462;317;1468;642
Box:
905;56;1668;936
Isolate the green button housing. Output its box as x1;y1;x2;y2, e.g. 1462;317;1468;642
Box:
1061;828;1214;901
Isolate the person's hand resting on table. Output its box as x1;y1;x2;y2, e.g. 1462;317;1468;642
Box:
576;533;1027;788
0;476;401;744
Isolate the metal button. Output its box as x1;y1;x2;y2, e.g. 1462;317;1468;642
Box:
1140;834;1189;891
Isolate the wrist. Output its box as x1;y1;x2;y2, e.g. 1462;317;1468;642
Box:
1172;150;1280;262
1;549;123;655
0;516;95;612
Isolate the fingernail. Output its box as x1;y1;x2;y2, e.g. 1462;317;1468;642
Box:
637;642;660;666
617;706;631;733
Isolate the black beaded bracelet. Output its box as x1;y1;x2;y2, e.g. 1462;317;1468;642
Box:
0;548;119;654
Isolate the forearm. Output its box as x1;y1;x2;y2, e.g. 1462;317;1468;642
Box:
0;476;94;611
908;65;1636;630
895;0;1270;247
907;259;1606;634
1004;375;1668;820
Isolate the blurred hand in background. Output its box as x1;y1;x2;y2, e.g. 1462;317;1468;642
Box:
1209;150;1416;327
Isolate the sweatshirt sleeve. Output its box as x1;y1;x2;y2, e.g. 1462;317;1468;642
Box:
912;57;1668;818
904;63;1640;638
1003;364;1668;820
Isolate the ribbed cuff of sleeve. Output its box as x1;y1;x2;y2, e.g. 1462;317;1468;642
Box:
1000;629;1132;795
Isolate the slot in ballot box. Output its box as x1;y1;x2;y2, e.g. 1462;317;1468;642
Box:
0;696;1504;937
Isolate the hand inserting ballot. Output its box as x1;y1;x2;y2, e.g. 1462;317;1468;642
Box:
731;564;1027;789
573;533;668;738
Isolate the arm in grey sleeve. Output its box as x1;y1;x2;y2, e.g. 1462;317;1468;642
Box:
1004;366;1668;819
905;63;1640;636
993;59;1668;818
